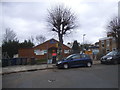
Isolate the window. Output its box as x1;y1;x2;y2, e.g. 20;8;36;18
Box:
64;50;69;54
72;54;80;59
80;54;90;58
81;54;87;58
102;44;104;47
107;51;117;56
106;40;110;47
65;54;75;60
106;49;110;53
34;49;44;55
101;40;104;48
112;38;116;43
43;50;47;54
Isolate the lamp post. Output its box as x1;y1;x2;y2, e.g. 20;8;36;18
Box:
83;34;86;53
46;41;48;68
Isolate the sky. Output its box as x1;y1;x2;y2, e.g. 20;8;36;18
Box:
1;0;119;46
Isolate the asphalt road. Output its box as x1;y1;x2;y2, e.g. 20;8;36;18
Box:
2;64;119;88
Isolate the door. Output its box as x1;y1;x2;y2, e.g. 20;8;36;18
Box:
70;54;80;67
80;54;89;65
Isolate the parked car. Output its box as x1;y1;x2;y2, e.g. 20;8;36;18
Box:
100;50;120;64
56;54;93;69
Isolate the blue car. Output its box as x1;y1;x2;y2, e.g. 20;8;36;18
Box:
56;54;93;69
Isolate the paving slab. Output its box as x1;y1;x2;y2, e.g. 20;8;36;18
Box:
1;64;55;75
1;60;100;75
93;60;101;65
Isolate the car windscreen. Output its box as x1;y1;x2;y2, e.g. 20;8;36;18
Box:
65;54;80;60
106;51;117;56
65;54;75;60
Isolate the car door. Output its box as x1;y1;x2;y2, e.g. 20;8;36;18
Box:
80;54;90;65
70;54;81;67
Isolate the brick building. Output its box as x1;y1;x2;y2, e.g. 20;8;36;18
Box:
18;38;71;60
99;32;117;55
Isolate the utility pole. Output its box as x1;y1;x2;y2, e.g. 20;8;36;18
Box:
83;34;86;53
46;41;48;68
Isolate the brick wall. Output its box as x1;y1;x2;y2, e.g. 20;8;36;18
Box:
99;37;117;56
18;39;71;60
18;48;34;58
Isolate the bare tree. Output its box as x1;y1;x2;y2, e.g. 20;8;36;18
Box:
107;17;120;50
3;28;17;43
47;4;78;59
36;35;46;45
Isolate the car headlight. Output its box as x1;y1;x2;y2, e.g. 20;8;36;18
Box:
107;57;112;60
57;61;62;64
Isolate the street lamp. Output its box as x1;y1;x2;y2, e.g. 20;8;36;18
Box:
83;34;86;53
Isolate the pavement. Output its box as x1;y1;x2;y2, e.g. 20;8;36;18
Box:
1;60;100;75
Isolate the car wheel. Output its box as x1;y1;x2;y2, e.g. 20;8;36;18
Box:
113;60;118;65
63;64;69;69
87;62;92;67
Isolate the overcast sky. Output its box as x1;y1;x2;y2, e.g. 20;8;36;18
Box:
1;0;119;45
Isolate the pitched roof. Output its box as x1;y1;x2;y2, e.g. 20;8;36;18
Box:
34;38;71;49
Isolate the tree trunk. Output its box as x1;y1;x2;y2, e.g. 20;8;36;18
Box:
58;33;63;60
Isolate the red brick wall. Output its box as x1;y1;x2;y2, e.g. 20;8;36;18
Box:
18;39;71;60
18;48;34;58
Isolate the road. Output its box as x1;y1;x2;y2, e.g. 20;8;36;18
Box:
2;64;119;88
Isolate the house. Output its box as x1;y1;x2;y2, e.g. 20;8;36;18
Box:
99;32;117;55
18;38;71;60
